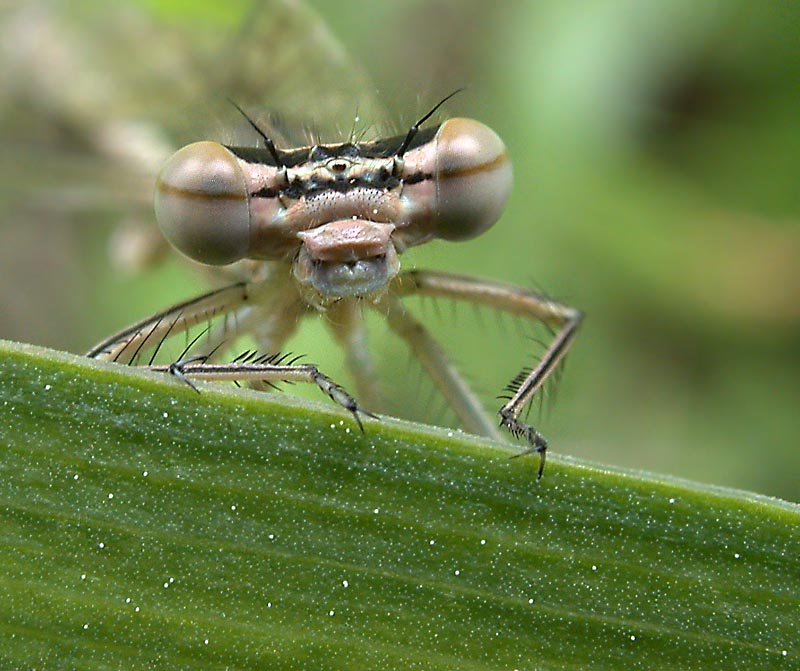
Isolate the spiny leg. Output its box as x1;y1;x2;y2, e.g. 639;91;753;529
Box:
86;282;256;363
87;278;370;429
393;270;583;478
148;355;376;430
380;296;502;440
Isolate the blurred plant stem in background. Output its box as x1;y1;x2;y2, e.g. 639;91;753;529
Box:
1;0;797;499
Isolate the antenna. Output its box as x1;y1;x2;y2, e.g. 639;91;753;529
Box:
395;87;467;158
228;99;285;168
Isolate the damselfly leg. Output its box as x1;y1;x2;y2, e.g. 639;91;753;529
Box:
86;272;376;429
389;270;583;478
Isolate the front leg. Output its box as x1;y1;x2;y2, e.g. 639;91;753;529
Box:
394;270;583;478
151;353;377;431
86;279;371;431
86;282;256;363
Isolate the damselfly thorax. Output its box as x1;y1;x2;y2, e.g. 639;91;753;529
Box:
88;96;582;478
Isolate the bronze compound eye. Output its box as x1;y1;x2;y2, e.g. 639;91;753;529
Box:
154;141;251;265
429;117;513;242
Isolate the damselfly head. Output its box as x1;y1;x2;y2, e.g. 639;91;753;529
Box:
153;113;512;306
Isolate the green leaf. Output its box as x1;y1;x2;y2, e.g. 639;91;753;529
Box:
0;339;797;670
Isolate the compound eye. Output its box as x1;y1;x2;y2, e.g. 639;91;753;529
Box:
432;118;512;241
154;141;251;265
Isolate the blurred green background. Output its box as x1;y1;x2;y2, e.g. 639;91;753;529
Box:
1;0;798;501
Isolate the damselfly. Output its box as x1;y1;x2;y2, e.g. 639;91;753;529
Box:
6;1;582;477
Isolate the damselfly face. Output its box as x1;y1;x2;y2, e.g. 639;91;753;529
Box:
154;117;512;308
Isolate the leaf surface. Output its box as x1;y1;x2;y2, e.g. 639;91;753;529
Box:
0;340;797;670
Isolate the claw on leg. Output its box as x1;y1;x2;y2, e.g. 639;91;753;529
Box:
501;409;548;480
310;369;378;432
